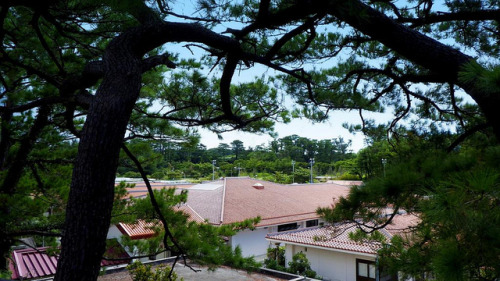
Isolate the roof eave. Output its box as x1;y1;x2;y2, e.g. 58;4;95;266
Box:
265;237;378;258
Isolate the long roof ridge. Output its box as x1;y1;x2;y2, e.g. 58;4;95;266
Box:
182;203;206;223
220;177;227;224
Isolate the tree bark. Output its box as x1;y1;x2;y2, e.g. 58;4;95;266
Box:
54;34;143;281
53;22;239;281
52;2;500;280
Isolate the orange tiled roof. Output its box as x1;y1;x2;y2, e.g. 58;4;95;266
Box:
117;220;158;239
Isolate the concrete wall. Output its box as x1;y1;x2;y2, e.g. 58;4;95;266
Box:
230;219;325;258
284;244;375;281
107;224;123;239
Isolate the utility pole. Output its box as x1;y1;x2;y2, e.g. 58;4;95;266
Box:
212;160;216;181
292;160;295;183
381;158;387;178
309;158;315;183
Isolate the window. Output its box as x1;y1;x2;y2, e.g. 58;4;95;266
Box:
306;219;319;227
277;223;298;232
356;259;376;281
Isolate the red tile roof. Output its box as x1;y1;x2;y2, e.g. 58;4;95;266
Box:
266;214;420;255
9;242;129;280
266;223;387;255
116;206;206;239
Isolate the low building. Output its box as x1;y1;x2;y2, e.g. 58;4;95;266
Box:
9;240;129;280
118;177;356;259
266;214;419;281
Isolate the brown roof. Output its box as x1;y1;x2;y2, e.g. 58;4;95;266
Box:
124;181;193;199
222;178;350;226
122;178;351;228
384;213;420;236
184;177;350;226
185;182;225;224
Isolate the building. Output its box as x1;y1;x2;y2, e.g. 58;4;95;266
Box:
183;177;355;258
266;214;419;281
118;177;359;259
9;240;129;280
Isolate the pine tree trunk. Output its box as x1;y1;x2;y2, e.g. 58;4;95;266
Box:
54;36;142;281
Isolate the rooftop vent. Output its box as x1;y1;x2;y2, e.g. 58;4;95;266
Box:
252;183;264;190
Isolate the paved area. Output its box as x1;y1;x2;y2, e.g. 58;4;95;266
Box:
99;263;287;281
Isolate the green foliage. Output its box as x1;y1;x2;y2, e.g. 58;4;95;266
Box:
127;261;182;281
4;0;500;279
293;167;312;183
287;252;318;278
349;229;387;244
116;135;357;181
273;171;291;184
337;173;361;180
0;270;11;279
120;188;261;272
323;140;500;280
264;249;318;278
264;246;286;270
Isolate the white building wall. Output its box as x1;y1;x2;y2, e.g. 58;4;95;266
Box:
230;227;271;257
284;244;375;281
107;225;123;239
229;218;325;258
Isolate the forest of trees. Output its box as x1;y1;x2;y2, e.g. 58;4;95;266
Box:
2;0;500;280
116;135;361;183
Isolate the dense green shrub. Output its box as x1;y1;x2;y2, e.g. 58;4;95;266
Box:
264;246;286;271
126;261;182;281
337;173;361;180
264;248;319;279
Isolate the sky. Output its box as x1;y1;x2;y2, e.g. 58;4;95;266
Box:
198;110;392;152
164;1;410;153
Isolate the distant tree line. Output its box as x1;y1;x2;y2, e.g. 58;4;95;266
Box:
116;134;391;183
